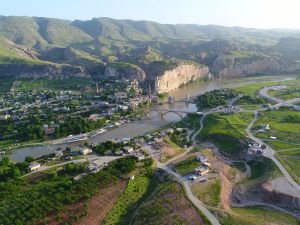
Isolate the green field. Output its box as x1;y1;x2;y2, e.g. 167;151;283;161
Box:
253;109;300;183
199;112;253;155
173;155;201;175
218;206;299;225
253;109;300;142
103;169;156;225
268;78;300;100
234;81;278;96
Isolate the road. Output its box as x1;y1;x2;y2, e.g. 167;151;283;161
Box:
231;200;300;220
155;160;221;225
144;112;221;225
246;112;300;191
22;156;121;178
258;86;300;110
252;86;300;190
149;87;300;223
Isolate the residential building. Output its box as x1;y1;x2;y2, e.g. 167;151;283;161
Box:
28;162;41;171
80;148;93;155
123;146;134;154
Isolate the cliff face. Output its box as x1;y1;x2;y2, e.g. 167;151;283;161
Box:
154;64;212;93
212;55;283;78
0;63;88;78
104;65;146;81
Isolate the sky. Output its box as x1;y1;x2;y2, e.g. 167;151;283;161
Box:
1;0;300;29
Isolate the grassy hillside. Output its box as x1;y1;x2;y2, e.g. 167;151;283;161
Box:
131;181;210;225
199;113;254;155
35;17;93;47
0;37;45;64
252;109;300;184
0;16;93;48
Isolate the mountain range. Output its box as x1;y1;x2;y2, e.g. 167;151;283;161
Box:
1;16;300;90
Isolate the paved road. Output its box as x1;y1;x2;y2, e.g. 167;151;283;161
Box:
144;115;221;225
156;160;221;225
259;86;300;110
231;200;300;220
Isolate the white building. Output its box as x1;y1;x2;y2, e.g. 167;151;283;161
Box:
28;162;41;171
195;166;209;176
80;148;93;155
123;146;134;154
196;154;207;163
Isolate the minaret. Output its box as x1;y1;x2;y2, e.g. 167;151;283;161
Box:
96;83;99;94
148;83;152;97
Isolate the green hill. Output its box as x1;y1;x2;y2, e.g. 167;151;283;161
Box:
0;16;300;79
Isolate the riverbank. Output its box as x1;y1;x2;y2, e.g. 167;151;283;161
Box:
7;75;298;162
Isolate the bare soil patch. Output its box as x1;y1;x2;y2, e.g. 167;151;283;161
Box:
77;180;127;225
160;142;183;163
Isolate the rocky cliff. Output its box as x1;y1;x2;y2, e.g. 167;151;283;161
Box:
104;63;146;81
212;55;283;78
154;64;212;93
0;63;88;78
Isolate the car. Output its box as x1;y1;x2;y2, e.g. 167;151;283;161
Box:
188;175;197;180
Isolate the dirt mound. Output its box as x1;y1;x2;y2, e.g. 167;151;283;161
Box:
231;180;300;218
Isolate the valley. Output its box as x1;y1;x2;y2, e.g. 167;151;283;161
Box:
0;14;300;225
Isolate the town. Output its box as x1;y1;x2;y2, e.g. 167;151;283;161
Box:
0;78;162;152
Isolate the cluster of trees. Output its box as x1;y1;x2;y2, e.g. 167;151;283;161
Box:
0;115;45;142
169;131;193;148
54;116;106;138
237;95;265;104
0;157;34;181
92;140;136;155
196;89;237;109
0;156;137;225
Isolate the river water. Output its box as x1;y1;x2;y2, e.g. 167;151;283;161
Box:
9;75;297;162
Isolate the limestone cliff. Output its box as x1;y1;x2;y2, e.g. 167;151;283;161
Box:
154;64;212;93
104;63;146;81
212;55;283;78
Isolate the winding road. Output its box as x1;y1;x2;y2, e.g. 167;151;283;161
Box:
246;112;300;191
144;112;221;225
145;85;300;224
252;87;300;191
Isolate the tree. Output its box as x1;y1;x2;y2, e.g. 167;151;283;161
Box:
25;156;34;163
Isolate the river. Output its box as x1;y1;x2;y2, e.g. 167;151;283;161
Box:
8;75;297;162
